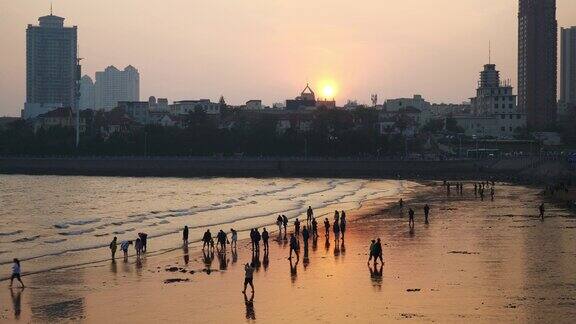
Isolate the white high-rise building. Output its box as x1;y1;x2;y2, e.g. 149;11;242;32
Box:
94;65;139;110
24;12;78;118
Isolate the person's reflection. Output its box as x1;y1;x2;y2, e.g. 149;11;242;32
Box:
135;256;144;275
203;249;214;273
231;246;238;264
368;263;384;289
243;291;256;320
10;288;23;320
110;260;117;274
324;236;330;253
409;225;415;237
183;244;190;265
218;251;228;270
251;251;261;272
290;257;299;284
312;235;318;252
263;249;269;271
340;240;346;256
333;240;341;257
303;244;310;269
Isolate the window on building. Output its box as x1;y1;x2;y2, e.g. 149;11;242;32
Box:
509;104;513;109
501;127;505;132
509;127;513;132
501;114;505;119
516;115;521;119
509;115;513;119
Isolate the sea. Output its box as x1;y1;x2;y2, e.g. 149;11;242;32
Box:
0;175;414;278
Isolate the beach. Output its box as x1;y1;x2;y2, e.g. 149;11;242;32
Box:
1;179;576;323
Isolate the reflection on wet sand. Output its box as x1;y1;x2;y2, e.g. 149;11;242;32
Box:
368;263;384;290
243;292;256;320
10;288;22;320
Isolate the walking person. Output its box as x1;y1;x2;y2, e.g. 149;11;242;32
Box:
333;220;340;241
9;259;24;288
334;210;340;224
134;238;143;257
182;226;189;244
254;228;261;254
340;211;347;240
120;240;132;258
250;229;256;252
307;206;314;224
276;215;283;234
294;218;301;236
262;228;269;251
539;203;545;220
374;238;384;264
230;228;238;249
242;263;255;294
490;187;495;201
282;215;288;237
408;208;415;227
424;204;430;224
109;236;118;260
302;226;310;251
367;239;376;264
474;183;478;197
289;233;299;260
202;230;212;250
138;232;148;252
324;218;330;236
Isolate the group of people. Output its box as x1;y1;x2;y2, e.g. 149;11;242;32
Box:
402;203;431;228
444;181;465;196
473;181;496;201
108;232;148;260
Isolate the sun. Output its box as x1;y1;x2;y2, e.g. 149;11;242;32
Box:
321;84;336;99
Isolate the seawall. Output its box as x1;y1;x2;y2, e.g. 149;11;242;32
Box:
0;157;546;180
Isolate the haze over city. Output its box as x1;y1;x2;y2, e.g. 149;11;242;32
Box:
1;0;575;116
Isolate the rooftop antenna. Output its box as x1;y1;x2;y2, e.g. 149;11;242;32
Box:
50;2;53;15
488;40;491;64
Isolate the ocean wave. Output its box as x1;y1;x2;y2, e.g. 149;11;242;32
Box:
0;230;23;236
44;238;67;244
59;228;95;236
54;218;101;229
12;235;41;243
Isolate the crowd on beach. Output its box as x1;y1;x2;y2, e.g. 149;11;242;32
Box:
8;180;552;293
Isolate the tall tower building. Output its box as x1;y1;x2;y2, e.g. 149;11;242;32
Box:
560;27;576;109
518;0;557;130
94;65;140;110
24;12;78;118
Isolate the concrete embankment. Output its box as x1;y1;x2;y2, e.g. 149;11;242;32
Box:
0;157;572;181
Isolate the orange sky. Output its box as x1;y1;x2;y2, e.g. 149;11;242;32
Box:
0;0;575;116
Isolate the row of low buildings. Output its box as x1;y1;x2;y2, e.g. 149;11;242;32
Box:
25;61;526;141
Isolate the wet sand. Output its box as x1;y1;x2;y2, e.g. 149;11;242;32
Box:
2;182;576;323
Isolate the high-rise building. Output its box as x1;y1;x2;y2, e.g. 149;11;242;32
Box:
24;12;78;118
95;65;140;110
560;26;576;111
79;75;95;110
518;0;557;129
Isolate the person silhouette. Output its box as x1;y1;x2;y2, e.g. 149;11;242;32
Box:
289;234;299;260
242;263;255;294
294;219;301;236
307;206;314;224
182;226;189;244
302;226;310;251
408;208;415;228
324;218;330;237
539;203;545;220
423;204;430;224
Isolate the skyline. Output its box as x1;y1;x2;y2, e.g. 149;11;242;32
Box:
1;0;576;116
